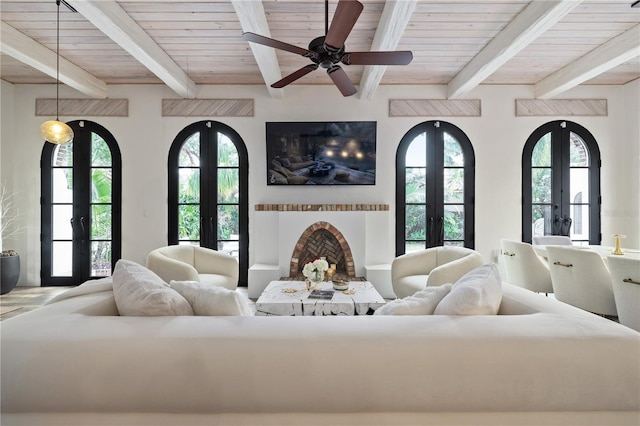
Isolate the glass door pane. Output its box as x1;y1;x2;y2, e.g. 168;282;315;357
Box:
532;204;553;238
444;205;464;242
51;144;74;277
90;133;113;277
406;168;426;202
178;134;201;244
444;168;464;203
216;132;240;257
443;133;463;166
52;242;73;276
178;205;200;241
91;241;112;277
406;133;426;167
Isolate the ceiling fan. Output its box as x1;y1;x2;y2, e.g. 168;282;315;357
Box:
242;0;413;97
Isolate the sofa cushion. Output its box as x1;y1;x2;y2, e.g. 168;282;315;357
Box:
112;259;194;316
434;263;502;315
375;283;452;315
170;280;252;316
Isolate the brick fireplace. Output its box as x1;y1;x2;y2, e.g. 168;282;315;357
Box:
249;204;393;298
289;221;355;279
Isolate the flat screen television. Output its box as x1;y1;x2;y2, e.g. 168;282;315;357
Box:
266;121;376;185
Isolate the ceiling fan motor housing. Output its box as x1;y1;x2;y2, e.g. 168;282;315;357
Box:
241;0;411;96
309;36;345;68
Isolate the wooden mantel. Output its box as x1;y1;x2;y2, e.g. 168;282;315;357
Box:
255;204;389;212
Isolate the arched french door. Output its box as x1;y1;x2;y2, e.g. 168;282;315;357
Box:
396;120;475;256
168;121;249;285
41;120;122;286
522;120;601;244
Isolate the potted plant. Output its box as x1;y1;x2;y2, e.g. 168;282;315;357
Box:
1;184;21;295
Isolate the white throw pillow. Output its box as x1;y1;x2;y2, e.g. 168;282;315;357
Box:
170;280;253;316
375;284;452;315
112;259;194;316
434;263;502;315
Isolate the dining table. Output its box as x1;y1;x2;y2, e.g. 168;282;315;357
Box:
534;245;640;262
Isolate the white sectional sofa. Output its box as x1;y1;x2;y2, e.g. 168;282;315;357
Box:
1;279;639;425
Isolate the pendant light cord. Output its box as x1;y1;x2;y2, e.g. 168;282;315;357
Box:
325;0;328;36
56;0;61;121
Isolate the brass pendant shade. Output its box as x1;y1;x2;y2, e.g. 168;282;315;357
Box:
40;120;74;144
41;0;74;145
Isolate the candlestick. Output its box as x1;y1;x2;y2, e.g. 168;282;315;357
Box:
612;234;626;255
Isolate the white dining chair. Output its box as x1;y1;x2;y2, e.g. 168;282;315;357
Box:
532;236;573;246
500;240;553;294
546;246;617;317
607;256;640;331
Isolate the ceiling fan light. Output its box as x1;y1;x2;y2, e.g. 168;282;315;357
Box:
40;120;74;144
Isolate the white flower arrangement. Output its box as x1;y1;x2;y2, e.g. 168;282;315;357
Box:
302;257;329;282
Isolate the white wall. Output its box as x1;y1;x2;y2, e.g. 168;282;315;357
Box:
1;80;638;286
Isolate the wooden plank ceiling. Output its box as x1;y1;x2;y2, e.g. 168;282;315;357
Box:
1;0;639;99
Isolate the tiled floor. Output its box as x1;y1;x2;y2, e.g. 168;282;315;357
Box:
1;286;256;321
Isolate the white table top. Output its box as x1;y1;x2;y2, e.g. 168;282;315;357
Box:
255;280;386;316
534;245;640;261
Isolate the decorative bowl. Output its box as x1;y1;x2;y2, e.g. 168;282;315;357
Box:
332;279;349;291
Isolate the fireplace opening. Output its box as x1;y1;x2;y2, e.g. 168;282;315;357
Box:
290;221;356;279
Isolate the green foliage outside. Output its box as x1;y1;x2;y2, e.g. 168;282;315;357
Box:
90;134;113;275
531;134;551;226
178;133;240;244
404;133;466;250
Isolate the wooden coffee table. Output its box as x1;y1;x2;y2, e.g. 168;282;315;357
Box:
255;280;386;316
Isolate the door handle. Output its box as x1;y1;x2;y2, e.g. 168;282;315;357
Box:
561;215;572;237
79;216;87;243
69;218;79;240
553;215;561;234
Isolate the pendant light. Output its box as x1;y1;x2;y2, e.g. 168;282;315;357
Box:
40;0;74;145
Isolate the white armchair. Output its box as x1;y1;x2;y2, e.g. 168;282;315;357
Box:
146;245;239;290
391;246;484;299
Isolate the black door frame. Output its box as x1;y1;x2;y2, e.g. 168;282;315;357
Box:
521;120;601;244
395;120;475;256
40;120;122;286
168;121;249;286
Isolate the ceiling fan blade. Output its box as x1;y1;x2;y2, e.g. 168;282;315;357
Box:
242;32;317;59
341;51;413;66
325;0;363;51
271;64;319;88
327;65;357;97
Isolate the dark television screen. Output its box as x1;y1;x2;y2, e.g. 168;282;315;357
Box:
266;121;376;185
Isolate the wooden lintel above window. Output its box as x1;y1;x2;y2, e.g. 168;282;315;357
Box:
162;99;254;117
516;99;607;116
36;98;128;117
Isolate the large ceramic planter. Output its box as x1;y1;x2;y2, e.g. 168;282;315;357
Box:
1;254;20;295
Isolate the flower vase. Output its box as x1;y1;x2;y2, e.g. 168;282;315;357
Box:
309;270;324;289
